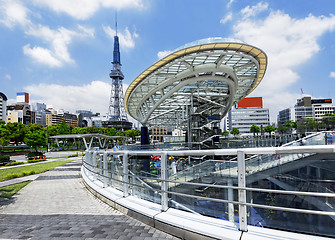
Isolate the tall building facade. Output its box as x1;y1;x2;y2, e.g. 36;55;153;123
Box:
46;111;78;127
277;96;335;125
31;102;47;126
7;104;32;124
226;97;270;135
6;92;32;124
16;92;29;104
0;92;7;122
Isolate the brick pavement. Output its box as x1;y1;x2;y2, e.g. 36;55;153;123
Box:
0;159;179;239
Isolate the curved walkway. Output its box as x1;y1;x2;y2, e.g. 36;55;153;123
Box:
0;159;179;239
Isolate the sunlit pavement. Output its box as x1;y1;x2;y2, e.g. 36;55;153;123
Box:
0;159;179;239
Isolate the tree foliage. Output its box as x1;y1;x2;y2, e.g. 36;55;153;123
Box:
0;121;142;147
6;122;27;145
230;128;240;136
24;130;46;152
0;123;10;146
264;125;276;135
250;124;261;136
222;130;229;137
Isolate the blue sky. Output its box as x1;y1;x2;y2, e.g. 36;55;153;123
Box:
1;0;335;123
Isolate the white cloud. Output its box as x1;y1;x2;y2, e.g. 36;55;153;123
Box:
157;50;172;59
227;0;235;8
23;24;94;67
241;2;269;19
32;0;144;20
25;81;112;115
0;0;31;28
220;12;233;24
5;74;11;80
103;25;138;49
24;80;139;125
23;44;62;67
231;4;335;121
329;72;335;78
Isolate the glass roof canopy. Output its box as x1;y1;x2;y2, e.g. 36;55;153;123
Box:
124;38;267;130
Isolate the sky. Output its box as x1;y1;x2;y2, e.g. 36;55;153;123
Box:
1;0;335;124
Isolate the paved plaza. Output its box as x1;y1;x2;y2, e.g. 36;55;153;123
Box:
0;159;179;240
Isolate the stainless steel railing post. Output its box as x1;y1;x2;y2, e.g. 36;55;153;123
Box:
237;150;247;232
103;151;108;188
92;151;97;181
161;151;168;211
123;151;129;197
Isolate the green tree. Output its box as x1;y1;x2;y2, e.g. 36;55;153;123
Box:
297;118;317;133
57;122;71;135
222;130;229;138
47;125;59;136
24;130;46;152
230;128;240;137
0;124;10;146
27;123;43;132
284;120;297;133
125;129;141;142
277;124;288;134
116;131;125;136
321;114;335;130
264;125;276;135
107;127;117;136
250;124;261;136
6;122;27;145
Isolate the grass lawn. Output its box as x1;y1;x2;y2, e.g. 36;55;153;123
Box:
0;160;73;181
0;181;32;198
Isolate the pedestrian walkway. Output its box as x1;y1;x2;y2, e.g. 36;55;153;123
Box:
0;174;39;188
0;159;179;239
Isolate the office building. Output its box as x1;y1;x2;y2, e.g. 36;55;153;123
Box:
0;92;7;122
76;110;93;127
278;96;335;125
227;97;270;135
31;102;47;126
16;92;29;104
46;110;78;127
7;104;32;124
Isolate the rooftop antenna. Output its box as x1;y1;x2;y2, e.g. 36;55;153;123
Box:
115;10;117;36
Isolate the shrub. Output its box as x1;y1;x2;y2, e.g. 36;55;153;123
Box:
26;152;44;160
27;159;46;163
4;173;20;180
0;155;10;161
5;162;24;166
27;152;43;158
21;170;35;176
4;170;36;180
0;155;11;166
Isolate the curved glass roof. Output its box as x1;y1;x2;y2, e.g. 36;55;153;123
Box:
125;38;267;129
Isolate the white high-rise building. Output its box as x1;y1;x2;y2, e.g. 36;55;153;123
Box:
225;97;270;135
277;96;335;125
0;92;7;122
31;102;47;126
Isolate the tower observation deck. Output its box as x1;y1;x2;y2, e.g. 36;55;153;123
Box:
102;22;132;131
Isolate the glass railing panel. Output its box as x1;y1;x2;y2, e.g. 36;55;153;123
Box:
108;154;124;191
128;155;161;204
168;154;240;224
246;154;335;238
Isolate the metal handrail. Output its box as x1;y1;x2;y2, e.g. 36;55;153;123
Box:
83;143;335;236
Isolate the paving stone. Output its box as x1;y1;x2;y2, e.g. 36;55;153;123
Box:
0;159;179;239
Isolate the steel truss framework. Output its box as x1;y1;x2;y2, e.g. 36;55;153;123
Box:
125;38;267;131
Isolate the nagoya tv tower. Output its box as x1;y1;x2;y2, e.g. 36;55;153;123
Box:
102;12;132;131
